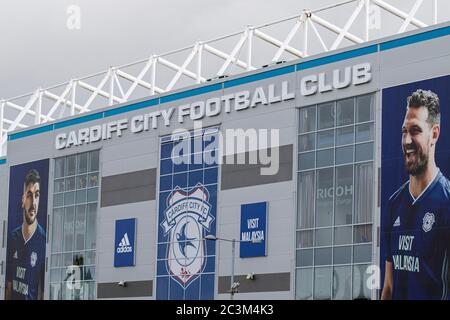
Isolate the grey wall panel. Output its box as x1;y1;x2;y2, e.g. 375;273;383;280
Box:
216;183;295;280
97;280;153;298
101;136;158;176
101;168;157;207
221;144;293;190
218;272;290;293
97;200;157;284
6;133;54;166
380;53;450;89
221;107;297;149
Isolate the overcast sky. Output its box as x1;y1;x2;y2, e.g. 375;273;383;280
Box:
1;0;448;100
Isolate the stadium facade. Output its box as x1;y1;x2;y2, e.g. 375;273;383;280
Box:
1;21;450;300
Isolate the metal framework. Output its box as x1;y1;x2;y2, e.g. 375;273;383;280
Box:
0;0;447;156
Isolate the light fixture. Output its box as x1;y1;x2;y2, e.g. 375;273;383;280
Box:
118;280;127;287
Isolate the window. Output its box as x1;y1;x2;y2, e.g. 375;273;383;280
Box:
296;94;375;300
50;150;99;300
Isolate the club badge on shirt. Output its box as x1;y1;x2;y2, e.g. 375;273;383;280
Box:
422;212;435;233
31;252;37;268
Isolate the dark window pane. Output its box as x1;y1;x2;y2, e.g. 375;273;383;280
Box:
66;155;76;176
356;94;374;123
336;146;354;165
55;158;65;178
356;123;374;143
75;205;86;251
296;249;313;267
334;226;352;245
76;189;87;204
63;207;75;252
335;165;353;226
317;149;334;168
317;130;334;149
299;106;316;133
353;264;371;299
315;228;332;246
76;175;87;189
337;98;354;126
296;268;313;300
54;179;65;193
65;177;75;191
336;126;354;146
316;168;333;227
354;163;373;224
333;266;352;300
87;173;99;188
314;267;331;300
77;153;88;174
50;254;61;268
51;208;64;253
298;133;315;152
87;187;98;202
333;246;352;264
314;247;332;266
354;244;372;263
64;191;75;206
86;204;97;250
354;224;372;243
298;171;315;229
355;142;373;162
297;230;313;248
50;268;62;283
89;151;100;172
53;193;64;207
298;152;315;170
318;102;335;130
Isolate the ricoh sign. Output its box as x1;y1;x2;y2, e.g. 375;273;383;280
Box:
54;63;372;150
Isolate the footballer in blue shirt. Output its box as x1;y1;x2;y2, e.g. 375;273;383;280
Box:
381;89;450;300
5;169;46;300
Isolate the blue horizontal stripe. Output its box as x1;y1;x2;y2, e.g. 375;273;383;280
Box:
9;124;54;141
224;65;296;88
0;158;6;165
160;83;222;104
54;112;104;129
104;98;159;117
297;45;378;70
380;26;450;51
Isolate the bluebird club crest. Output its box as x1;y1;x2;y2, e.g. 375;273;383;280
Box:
161;183;214;287
422;212;435;233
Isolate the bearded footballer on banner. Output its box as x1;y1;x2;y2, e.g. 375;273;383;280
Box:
381;89;450;300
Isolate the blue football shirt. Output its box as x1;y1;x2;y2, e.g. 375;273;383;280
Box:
383;169;450;300
6;223;46;300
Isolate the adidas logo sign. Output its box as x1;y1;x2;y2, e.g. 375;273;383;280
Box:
117;233;132;253
393;216;400;227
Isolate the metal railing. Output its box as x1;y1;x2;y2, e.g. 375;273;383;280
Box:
0;0;446;156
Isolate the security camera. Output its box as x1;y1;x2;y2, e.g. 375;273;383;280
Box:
118;280;127;287
246;273;255;280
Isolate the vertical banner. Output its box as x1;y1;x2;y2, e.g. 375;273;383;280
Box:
381;75;450;300
156;127;219;300
240;202;267;258
5;159;49;300
114;218;137;267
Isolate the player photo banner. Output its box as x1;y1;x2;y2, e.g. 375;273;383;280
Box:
156;128;218;300
5;159;49;300
381;75;450;300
